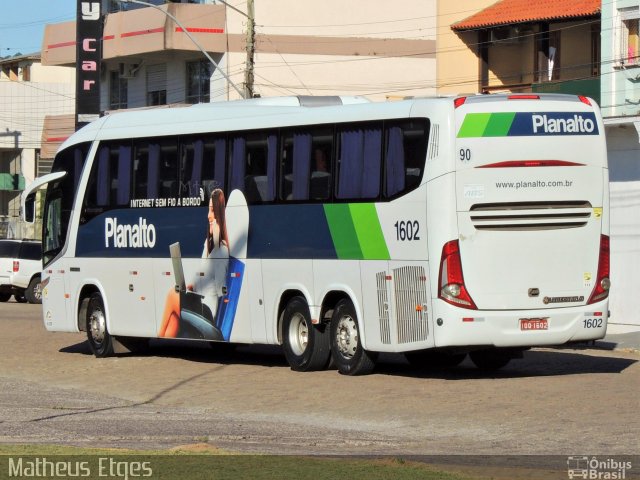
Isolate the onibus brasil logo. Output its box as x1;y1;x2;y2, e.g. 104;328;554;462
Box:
567;456;632;479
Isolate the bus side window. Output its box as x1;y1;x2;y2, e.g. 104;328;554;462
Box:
384;120;428;199
336;123;382;200
181;136;226;199
310;128;333;201
83;141;131;222
132;137;178;200
280;127;333;202
229;132;276;204
156;138;179;198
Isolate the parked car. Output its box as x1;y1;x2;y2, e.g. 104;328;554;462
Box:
0;239;43;304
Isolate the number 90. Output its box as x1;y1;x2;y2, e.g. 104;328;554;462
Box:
459;148;471;162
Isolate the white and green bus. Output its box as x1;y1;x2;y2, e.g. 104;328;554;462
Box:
23;94;610;374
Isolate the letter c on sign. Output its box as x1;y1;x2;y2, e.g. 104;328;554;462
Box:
83;38;97;52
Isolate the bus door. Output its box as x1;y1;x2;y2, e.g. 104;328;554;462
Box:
41;183;73;332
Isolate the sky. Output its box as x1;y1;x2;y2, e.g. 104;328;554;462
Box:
0;1;76;57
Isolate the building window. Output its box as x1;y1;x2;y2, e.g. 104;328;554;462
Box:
146;64;167;106
618;8;640;66
109;71;128;110
591;22;601;76
21;65;30;82
186;60;213;104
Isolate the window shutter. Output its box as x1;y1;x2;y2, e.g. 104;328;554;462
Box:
147;64;166;92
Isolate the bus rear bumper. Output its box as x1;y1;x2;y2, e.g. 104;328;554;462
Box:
432;300;609;349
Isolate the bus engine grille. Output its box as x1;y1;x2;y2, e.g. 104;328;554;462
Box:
393;266;429;344
469;200;592;231
376;272;391;344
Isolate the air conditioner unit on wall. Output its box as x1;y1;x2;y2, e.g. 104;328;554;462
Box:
119;62;141;79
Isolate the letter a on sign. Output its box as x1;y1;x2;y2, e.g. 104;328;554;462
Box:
82;2;100;20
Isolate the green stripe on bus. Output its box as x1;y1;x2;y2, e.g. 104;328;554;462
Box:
457;113;491;138
324;204;363;259
483;112;516;136
349;203;390;260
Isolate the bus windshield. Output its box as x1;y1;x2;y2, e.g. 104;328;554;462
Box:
42;143;90;266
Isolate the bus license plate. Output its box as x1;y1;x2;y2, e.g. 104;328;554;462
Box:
520;318;548;331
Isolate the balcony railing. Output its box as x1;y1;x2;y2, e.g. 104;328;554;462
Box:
532;77;601;106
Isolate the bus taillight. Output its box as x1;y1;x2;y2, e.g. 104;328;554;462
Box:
454;97;467;108
588;235;610;304
438;240;477;309
507;94;540;100
578;95;592;106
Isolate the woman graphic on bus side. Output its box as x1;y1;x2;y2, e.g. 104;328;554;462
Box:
159;189;230;339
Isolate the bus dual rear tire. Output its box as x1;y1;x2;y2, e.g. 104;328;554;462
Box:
330;299;376;376
469;349;512;371
86;292;114;358
282;296;331;372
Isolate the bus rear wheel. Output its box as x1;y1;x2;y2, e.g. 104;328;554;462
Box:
86;293;114;358
282;296;330;372
330;299;376;376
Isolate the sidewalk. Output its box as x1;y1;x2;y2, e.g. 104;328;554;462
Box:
596;324;640;352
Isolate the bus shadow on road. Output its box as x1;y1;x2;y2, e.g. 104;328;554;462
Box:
376;348;638;380
60;341;636;378
60;339;291;368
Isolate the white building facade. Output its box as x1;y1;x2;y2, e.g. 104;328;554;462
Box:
0;55;75;238
601;0;640;330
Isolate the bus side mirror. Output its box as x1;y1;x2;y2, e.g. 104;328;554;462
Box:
22;192;36;223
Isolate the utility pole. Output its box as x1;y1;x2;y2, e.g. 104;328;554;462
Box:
244;0;255;99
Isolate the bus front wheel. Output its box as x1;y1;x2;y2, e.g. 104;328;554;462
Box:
282;296;331;372
26;276;42;304
330;299;376;376
86;293;114;358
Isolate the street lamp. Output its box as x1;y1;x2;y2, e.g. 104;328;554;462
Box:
115;0;245;99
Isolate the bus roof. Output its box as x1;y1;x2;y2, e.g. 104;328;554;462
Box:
60;96;455;149
59;93;599;151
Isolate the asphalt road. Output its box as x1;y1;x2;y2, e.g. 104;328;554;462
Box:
0;300;638;457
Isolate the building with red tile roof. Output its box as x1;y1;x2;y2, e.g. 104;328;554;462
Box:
452;0;601;31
